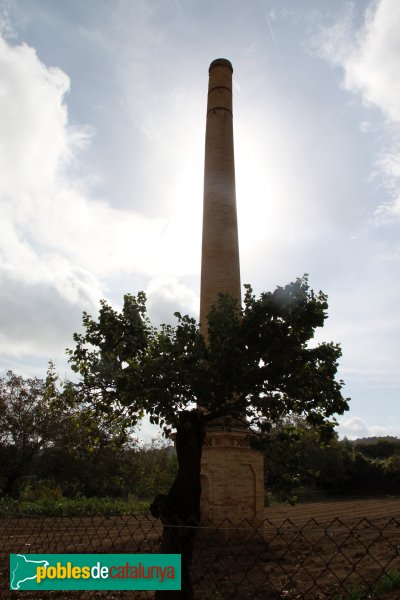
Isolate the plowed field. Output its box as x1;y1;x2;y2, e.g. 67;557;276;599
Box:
1;497;399;599
265;496;400;525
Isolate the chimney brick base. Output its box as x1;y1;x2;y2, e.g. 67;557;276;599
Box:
200;429;265;526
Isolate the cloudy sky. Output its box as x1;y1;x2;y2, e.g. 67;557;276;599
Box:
0;0;399;441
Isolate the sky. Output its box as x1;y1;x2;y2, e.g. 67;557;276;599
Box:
0;0;399;441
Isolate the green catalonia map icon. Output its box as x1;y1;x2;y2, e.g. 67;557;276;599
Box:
10;554;49;590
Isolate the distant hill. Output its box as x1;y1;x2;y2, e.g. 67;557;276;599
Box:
350;436;400;460
352;436;400;444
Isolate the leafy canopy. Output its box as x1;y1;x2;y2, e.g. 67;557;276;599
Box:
68;276;349;440
0;365;135;498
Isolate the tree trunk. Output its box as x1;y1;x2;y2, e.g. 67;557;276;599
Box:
150;410;205;599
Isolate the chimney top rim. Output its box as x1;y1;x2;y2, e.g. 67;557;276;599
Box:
209;58;233;73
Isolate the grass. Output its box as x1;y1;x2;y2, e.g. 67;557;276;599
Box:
0;495;150;516
334;570;400;599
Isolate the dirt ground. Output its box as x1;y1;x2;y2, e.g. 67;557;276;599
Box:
1;497;399;599
265;497;400;525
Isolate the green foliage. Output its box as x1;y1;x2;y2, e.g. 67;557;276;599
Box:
0;495;149;516
260;416;345;503
0;277;351;512
0;366;137;499
129;438;177;499
353;437;400;459
373;570;400;594
67;293;151;426
0;365;177;501
0;370;63;497
263;420;400;502
333;570;400;599
20;482;64;502
68;276;349;441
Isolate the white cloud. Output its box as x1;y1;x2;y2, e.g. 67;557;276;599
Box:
311;0;400;216
342;0;400;124
0;272;96;356
146;276;199;326
0;34;180;366
337;416;400;440
0;29;215;374
0;37;71;196
0;0;17;40
359;120;372;133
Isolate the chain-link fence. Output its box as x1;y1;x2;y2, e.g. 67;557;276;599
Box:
1;512;400;599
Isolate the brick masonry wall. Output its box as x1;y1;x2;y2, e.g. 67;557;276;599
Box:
201;430;265;525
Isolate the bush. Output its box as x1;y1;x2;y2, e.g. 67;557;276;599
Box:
0;495;150;516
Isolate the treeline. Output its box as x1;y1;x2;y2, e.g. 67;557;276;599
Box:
1;370;399;504
0;370;176;501
263;423;400;502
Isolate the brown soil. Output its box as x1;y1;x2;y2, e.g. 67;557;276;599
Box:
1;497;399;599
265;497;400;525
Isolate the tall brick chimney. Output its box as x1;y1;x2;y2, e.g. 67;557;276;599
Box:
200;59;264;526
200;58;241;336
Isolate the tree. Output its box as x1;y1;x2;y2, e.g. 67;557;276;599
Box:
40;364;137;498
0;371;57;496
129;438;177;499
68;276;349;598
0;367;136;499
262;417;350;503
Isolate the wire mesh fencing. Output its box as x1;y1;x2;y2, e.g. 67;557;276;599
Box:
1;511;400;599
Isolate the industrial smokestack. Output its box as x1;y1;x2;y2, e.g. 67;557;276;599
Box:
200;58;241;337
199;59;264;526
